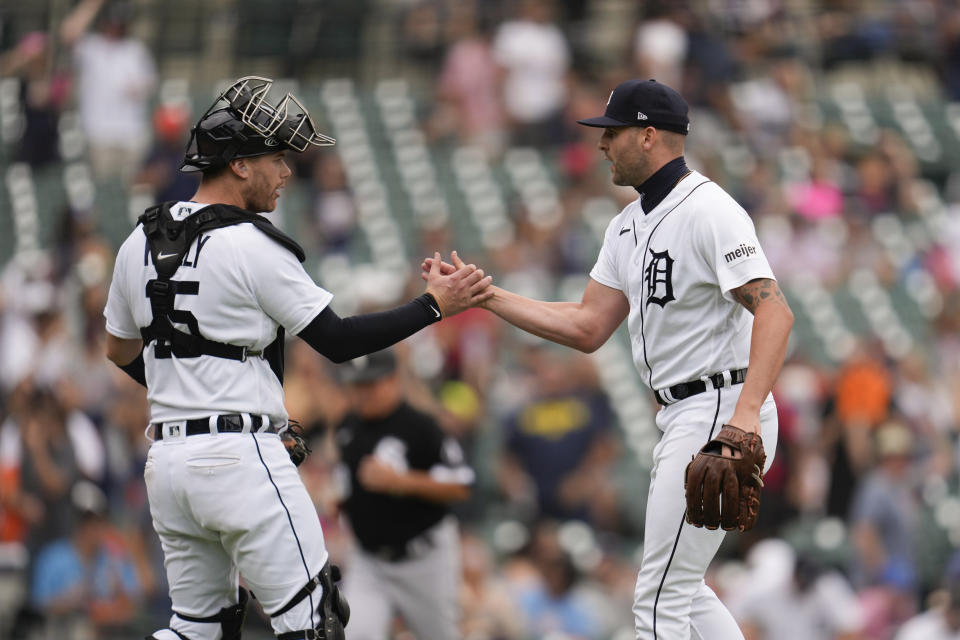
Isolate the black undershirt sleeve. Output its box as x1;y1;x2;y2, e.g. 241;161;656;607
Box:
118;350;146;387
297;293;442;363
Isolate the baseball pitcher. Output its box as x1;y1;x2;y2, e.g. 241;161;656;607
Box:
425;78;793;639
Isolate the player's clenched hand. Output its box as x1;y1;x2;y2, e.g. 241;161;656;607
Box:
423;251;493;317
421;256;456;277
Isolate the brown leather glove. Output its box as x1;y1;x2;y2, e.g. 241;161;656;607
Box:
684;425;765;531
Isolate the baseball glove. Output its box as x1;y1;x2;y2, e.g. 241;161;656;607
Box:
281;420;312;467
684;425;765;531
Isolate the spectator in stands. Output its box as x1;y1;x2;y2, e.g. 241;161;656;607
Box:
30;481;141;639
60;0;156;183
0;32;70;168
493;0;571;147
433;3;506;156
681;9;743;131
733;540;865;640
13;387;87;558
835;343;894;432
896;553;960;640
634;3;688;91
134;103;200;204
938;7;960;101
849;421;920;591
397;0;447;76
848;134;918;219
817;8;892;70
498;346;619;529
459;532;525;640
787;152;846;222
95;375;169;628
307;152;357;255
507;521;602;640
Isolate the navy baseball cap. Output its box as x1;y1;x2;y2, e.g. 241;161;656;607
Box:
577;79;690;135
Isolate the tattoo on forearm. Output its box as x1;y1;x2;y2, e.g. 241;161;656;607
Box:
733;278;789;314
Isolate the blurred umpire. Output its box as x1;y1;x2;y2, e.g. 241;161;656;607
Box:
334;349;473;640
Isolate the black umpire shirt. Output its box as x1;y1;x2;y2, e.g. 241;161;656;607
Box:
335;402;472;557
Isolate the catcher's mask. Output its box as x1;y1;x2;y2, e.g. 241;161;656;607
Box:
180;76;335;173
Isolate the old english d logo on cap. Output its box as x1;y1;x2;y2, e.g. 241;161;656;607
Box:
577;79;690;135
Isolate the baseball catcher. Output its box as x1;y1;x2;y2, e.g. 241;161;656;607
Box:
104;74;491;640
684;424;766;531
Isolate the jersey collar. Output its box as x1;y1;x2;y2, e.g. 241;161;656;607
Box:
635;156;690;214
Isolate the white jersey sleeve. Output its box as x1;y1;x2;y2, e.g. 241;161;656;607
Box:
239;230;333;335
695;195;775;300
589;208;634;291
103;236;141;339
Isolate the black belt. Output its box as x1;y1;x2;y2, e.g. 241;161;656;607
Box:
153;414;276;440
654;368;747;406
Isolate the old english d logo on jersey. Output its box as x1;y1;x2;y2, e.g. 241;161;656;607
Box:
644;249;675;307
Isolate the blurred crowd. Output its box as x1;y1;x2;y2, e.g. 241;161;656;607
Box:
3;0;960;638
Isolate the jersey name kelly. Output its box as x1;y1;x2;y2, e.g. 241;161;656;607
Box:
105;201;334;423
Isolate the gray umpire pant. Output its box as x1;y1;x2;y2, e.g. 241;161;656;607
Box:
343;516;462;640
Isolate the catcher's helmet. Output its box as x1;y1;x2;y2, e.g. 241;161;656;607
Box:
180;76;335;173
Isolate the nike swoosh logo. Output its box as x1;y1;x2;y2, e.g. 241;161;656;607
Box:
619;228;631;236
157;252;179;261
429;305;441;319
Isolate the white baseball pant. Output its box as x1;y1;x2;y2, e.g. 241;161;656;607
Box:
144;427;329;639
633;386;778;640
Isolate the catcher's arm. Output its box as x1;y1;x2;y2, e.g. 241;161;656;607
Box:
106;333;147;387
422;255;628;353
728;278;793;433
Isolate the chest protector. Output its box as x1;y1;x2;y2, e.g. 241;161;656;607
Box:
138;202;305;364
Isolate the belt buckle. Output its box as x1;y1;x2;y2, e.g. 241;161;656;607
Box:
219;414;244;433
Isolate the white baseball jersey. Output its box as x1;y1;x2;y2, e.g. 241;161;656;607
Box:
104;201;333;424
590;170;774;391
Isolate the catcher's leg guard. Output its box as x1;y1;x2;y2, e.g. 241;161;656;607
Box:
273;562;349;640
168;587;249;640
